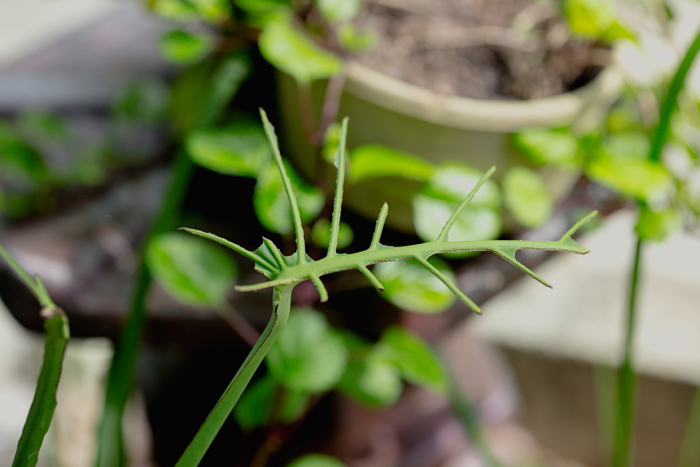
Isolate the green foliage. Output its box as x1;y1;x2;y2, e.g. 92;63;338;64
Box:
311;218;354;249
186;120;271;177
258;16;343;83
234;374;309;429
317;0;360;23
266;308;348;392
113;78;170;123
159;29;214;65
512;127;580;168
562;0;633;41
348;144;434;183
374;258;455;313
502;166;553;228
287;454;346;467
145;233;238;308
337;23;376;53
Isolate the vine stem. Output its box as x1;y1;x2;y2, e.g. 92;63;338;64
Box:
96;153;194;467
175;284;293;467
612;237;643;467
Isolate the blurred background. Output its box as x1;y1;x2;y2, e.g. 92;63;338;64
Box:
1;1;700;466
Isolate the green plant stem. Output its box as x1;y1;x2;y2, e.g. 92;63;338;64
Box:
678;385;700;467
96;153;194;467
612;237;643;467
175;285;293;467
649;26;700;162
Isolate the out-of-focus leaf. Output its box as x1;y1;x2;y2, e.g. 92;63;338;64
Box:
586;156;674;207
317;0;360;22
258;16;343;83
234;0;291;14
311;218;353;249
266;308;348;393
16;111;68;142
234;374;308;429
512;128;580;168
169;53;251;133
145;233;237;307
563;0;615;38
287;454;347;467
152;0;199;20
0;122;48;184
160;29;214;65
635;205;681;241
322;122;341;163
337;24;376;53
337;359;402;408
413;165;501;243
373;327;449;395
349;145;434;183
113;78;170;123
186;121;271;177
374;258;455;313
502;166;553;228
254;160;324;234
603;132;649;160
190;0;230;21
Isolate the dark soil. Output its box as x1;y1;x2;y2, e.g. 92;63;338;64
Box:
355;0;605;100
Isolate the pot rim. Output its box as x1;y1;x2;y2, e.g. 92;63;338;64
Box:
344;60;623;132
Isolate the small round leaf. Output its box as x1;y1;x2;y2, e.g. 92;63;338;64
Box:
287;454;346;467
502;166;553;228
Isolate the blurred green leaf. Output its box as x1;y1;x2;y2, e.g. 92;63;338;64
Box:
254;160;325;234
317;0;360;22
374;258;455;313
145;233;238;307
287;454;346;467
635;205;681;241
16;110;68;142
337;359;402;408
502;166;553;228
311;218;353;249
322;122;341;163
563;0;615;38
512;128;580;168
267;308;348;393
186;121;271;177
603;133;649;160
160;29;214;65
0;122;49;184
586;156;674;207
234;374;309;429
169;53;251;133
151;0;199;20
258;16;343;83
113;78;170;123
234;0;291;14
373;327;449;395
337;23;376;53
349;145;434;183
413;165;501;243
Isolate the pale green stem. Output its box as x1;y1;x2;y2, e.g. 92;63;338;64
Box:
175;284;294;467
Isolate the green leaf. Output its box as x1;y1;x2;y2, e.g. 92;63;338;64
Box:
317;0;360;22
586;156;674;207
635;205;681;241
563;0;616;38
234;374;309;429
337;23;376;53
254;160;325;234
258;16;343;83
373;327;449;395
113;78;170;123
413;165;501;243
287;454;347;467
321;122;341;163
151;0;199;20
234;0;291;14
266;308;348;393
374;258;455;313
337;359;402;408
0;122;48;184
169;53;251;133
160;29;214;65
311;218;353;249
603;132;649;160
348;145;434;183
16;110;68;142
512;128;580;168
502;166;553;228
145;233;238;307
186;121;271;177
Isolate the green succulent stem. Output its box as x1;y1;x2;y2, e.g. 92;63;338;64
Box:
1;245;69;467
175;285;293;467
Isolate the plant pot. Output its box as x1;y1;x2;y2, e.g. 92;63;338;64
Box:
276;61;622;233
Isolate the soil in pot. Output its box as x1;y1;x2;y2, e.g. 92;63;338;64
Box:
356;0;605;100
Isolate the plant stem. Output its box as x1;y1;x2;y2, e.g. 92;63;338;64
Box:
612;237;643;467
175;284;293;467
96;153;194;467
12;308;69;467
649;26;700;162
678;385;700;467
